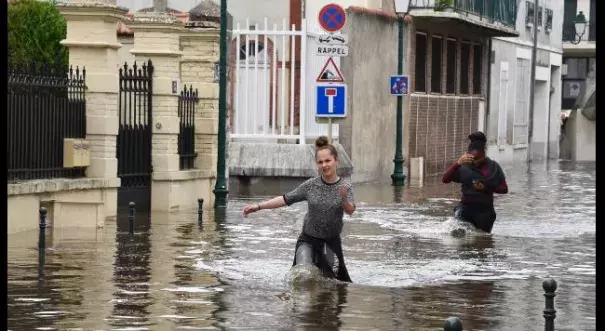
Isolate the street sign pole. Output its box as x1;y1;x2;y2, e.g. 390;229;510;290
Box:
213;0;229;207
391;15;406;187
316;3;347;142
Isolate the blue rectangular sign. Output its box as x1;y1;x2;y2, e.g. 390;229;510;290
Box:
315;84;347;118
390;75;409;95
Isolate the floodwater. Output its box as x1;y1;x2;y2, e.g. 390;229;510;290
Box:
8;161;595;331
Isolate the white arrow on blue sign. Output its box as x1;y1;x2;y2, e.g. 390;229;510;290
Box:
315;84;347;118
390;75;409;96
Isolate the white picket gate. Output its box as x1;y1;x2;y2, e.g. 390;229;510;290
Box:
230;17;339;144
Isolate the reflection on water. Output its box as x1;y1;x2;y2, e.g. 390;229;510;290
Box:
7;161;595;330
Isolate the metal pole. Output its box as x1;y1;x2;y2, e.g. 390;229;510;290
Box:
38;207;47;281
213;0;229;208
443;316;463;331
484;38;492;131
128;202;135;235
527;0;539;162
391;16;406;186
327;118;333;143
543;278;557;331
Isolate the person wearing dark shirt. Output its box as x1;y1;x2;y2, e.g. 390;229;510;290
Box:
442;131;508;233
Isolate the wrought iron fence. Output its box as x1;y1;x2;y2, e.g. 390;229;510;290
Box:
409;0;517;27
178;85;199;170
7;63;87;181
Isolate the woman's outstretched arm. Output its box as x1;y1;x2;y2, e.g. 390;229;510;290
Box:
243;196;286;216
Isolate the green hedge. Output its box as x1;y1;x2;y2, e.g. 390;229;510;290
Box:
8;0;68;69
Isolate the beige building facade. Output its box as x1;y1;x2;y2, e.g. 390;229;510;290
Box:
8;0;220;235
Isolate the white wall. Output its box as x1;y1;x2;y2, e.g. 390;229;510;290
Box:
487;0;564;163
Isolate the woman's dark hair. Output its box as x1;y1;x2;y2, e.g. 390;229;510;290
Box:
315;136;338;159
467;131;487;153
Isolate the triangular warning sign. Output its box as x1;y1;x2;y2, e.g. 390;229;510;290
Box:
316;57;344;83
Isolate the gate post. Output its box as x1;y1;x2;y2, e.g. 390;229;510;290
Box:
57;0;126;219
129;13;185;211
180;23;222;207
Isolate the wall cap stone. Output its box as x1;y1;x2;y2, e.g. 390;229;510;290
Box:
130;49;183;57
57;2;128;20
8;177;121;196
60;40;123;50
153;170;216;181
228;142;353;178
129;12;186;32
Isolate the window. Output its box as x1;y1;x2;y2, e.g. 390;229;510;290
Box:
472;43;482;94
415;33;428;92
446;38;457;94
563;0;578;41
564;58;588;79
513;58;530;146
460;42;470;94
545;9;553;31
431;36;443;93
526;1;535;25
239;41;265;61
537;6;543;26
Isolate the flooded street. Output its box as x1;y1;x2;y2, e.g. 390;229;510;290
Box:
8;161;595;331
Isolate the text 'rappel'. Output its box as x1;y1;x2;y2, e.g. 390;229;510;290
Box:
315;45;349;57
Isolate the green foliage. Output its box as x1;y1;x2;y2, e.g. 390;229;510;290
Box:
8;0;68;68
436;0;455;10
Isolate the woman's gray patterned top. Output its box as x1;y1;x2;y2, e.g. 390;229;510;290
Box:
283;176;355;239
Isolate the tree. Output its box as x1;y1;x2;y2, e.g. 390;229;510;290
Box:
8;0;68;69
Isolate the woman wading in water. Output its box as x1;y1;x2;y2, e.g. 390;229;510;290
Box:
242;136;356;282
442;131;508;233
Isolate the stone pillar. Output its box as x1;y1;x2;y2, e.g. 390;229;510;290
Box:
129;13;185;211
57;0;126;218
180;23;220;178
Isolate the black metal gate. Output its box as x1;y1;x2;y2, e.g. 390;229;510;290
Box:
116;60;154;212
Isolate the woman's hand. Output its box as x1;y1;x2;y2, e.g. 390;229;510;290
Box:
457;153;474;165
338;185;348;201
242;203;261;217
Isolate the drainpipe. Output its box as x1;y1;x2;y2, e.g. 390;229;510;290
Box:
527;0;539;162
485;37;492;134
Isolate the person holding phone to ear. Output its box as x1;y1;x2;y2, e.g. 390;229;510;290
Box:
442;131;508;233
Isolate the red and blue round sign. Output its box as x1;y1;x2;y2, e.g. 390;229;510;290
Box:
318;3;347;33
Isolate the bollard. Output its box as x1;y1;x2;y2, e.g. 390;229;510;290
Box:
39;207;47;250
198;198;204;224
38;207;47;281
543;278;557;331
444;317;463;331
128;202;136;235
